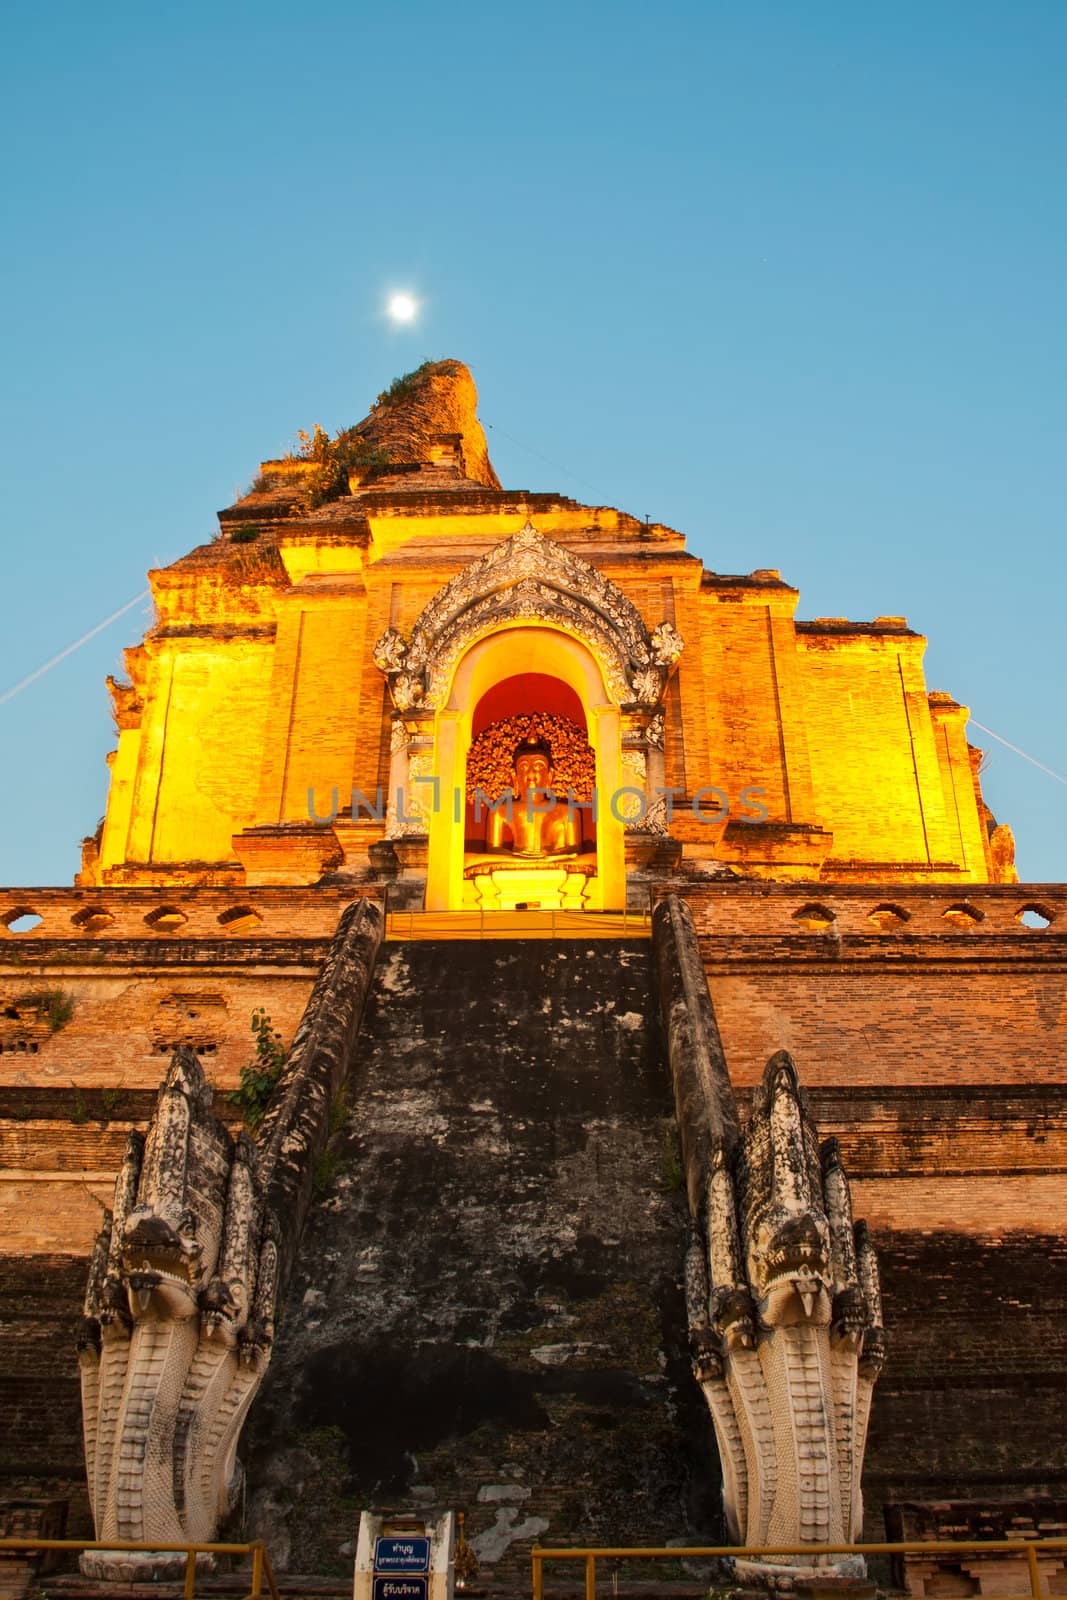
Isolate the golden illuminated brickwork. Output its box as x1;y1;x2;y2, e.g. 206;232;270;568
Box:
80;359;1011;903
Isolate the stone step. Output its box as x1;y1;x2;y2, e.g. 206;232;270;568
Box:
240;938;709;1583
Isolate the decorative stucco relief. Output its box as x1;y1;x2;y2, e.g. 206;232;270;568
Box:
373;522;683;712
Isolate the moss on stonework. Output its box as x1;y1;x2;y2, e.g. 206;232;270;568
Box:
658;1118;685;1192
374;360;449;410
223;543;288;587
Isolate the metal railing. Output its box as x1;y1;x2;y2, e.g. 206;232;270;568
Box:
0;1537;280;1600
531;1538;1067;1600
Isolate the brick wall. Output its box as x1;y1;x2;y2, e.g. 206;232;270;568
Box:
0;1253;92;1531
0;877;1062;1558
83;496;995;884
864;1232;1067;1526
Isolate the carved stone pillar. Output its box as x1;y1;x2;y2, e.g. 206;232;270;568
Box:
620;710;674;884
384;717;411;840
620;709;669;834
644;709;666;804
385;717;434;872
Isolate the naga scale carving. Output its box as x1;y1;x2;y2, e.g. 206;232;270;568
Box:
78;1054;277;1578
77;898;383;1579
686;1056;885;1569
654;896;884;1577
373;521;683;711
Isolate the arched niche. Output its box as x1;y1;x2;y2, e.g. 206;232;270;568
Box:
466;672;598;854
373;520;683;715
425;624;625;912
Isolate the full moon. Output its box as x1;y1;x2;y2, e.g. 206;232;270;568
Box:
386;291;419;324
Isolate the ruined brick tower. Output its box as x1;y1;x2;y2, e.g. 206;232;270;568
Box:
0;361;1063;1586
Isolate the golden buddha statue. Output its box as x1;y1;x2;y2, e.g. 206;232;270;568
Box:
485;735;580;857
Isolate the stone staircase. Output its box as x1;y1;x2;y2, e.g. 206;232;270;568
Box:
241;938;720;1581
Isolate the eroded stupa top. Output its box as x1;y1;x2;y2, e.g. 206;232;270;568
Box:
351;357;500;489
235;358;502;522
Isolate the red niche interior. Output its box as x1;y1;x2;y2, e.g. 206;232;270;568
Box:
466;673;595;853
471;674;585;735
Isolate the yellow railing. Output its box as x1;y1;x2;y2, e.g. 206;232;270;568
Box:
0;1538;280;1600
531;1538;1067;1600
384;906;652;941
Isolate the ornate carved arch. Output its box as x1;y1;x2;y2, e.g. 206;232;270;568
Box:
373;521;683;710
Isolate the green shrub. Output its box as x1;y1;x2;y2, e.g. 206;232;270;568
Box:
373;359;444;409
375;370;421;408
22;989;75;1034
293;424;393;509
230;525;261;544
99;1085;122;1123
230;1009;287;1130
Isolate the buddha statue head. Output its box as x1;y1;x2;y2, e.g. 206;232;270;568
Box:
484;732;579;857
512;734;555;796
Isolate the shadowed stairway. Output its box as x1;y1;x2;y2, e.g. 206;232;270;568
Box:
242;939;720;1579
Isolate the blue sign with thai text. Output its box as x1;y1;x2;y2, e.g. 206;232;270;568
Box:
374;1577;428;1600
374;1538;431;1575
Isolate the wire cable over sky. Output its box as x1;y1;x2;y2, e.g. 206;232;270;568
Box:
968;719;1067;789
1;587;1064;799
485;419;609;503
0;591;152;708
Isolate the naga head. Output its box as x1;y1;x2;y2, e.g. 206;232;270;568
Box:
237;1316;273;1372
76;1315;102;1356
122;1208;202;1319
116;1048;231;1323
200;1277;243;1346
688;1324;725;1384
98;1270;131;1330
854;1220;886;1378
830;1284;870;1351
235;1221;279;1371
745;1054;834;1327
859;1323;887;1379
712;1284;758;1350
757;1212;833;1326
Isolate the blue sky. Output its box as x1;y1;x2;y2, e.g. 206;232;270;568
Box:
1;1;1064;885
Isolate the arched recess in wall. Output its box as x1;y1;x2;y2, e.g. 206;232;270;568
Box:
425;624;625;912
373;522;683;911
465;672;598;854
